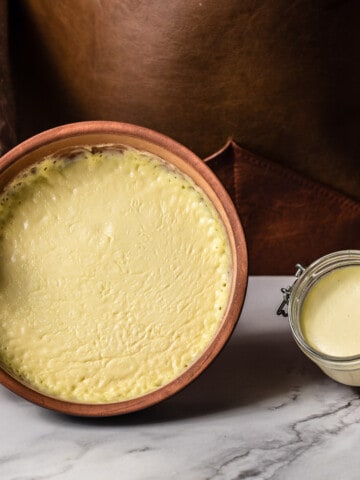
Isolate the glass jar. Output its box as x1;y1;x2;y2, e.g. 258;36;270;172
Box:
278;250;360;386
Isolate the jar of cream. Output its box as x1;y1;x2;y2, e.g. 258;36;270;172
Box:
278;250;360;386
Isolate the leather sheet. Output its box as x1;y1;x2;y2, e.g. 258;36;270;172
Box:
2;0;360;274
0;0;16;155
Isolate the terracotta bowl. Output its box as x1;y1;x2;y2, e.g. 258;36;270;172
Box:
0;121;248;416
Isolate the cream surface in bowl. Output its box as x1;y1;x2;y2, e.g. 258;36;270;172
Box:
0;146;231;404
0;122;248;415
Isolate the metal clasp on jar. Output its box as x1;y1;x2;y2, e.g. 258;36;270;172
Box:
276;264;306;317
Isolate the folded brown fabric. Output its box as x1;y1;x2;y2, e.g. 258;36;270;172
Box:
205;141;360;275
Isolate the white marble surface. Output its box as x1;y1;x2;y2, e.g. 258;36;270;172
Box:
1;276;360;480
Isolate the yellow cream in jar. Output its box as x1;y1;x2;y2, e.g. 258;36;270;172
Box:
300;266;360;357
0;147;231;403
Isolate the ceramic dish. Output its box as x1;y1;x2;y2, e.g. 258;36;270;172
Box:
0;121;247;416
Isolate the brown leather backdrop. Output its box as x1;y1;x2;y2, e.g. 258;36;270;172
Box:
0;0;15;156
1;0;359;273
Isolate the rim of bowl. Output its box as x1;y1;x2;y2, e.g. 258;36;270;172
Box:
0;121;248;416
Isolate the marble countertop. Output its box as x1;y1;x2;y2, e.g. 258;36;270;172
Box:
1;276;360;480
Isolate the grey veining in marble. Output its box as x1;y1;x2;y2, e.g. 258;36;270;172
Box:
1;277;360;480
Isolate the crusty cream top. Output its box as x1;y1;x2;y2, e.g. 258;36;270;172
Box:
0;147;231;403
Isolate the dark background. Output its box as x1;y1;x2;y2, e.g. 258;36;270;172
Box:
5;0;360;200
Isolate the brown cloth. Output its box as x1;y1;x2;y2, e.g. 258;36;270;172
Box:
206;140;360;274
0;0;16;155
8;0;360;201
4;0;360;274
